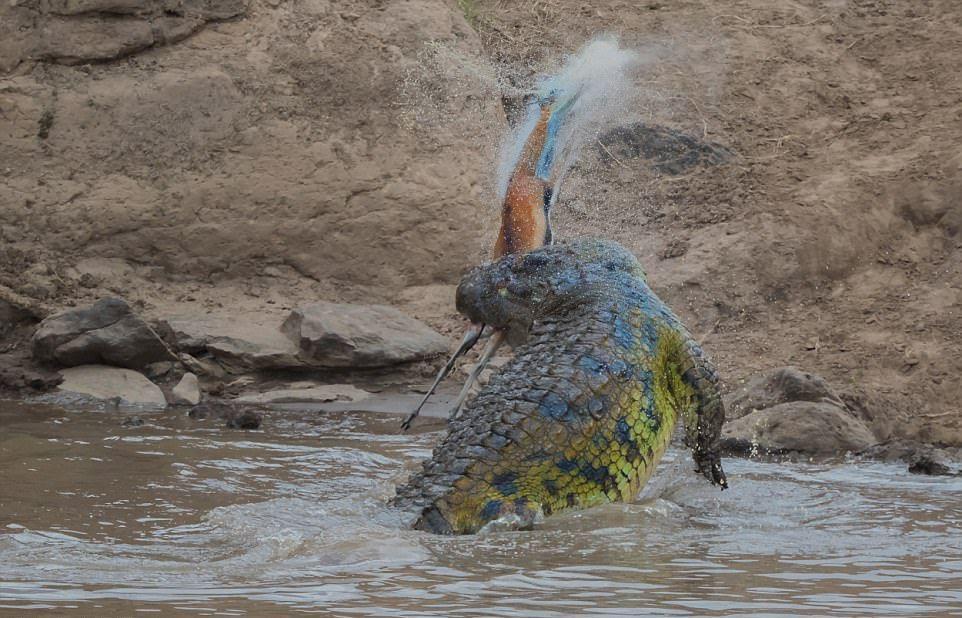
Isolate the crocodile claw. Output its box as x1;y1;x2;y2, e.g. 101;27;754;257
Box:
695;452;728;490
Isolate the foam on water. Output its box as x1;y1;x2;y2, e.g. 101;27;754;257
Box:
2;401;961;615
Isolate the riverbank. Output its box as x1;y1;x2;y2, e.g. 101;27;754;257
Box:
3;0;960;448
2;294;960;470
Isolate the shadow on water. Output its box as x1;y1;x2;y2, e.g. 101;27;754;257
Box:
1;398;960;616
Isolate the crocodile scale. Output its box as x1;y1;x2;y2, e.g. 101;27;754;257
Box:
392;239;727;534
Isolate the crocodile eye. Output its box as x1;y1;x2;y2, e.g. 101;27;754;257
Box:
522;253;549;270
507;281;530;297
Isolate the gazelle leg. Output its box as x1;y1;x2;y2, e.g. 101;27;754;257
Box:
450;329;507;420
400;324;484;431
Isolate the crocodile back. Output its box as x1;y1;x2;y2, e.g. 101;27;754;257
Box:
393;240;704;534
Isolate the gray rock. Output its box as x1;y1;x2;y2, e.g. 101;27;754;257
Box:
170;306;447;372
143;360;175;380
235;384;371;404
282;302;448;368
726;366;844;420
32;298;176;369
45;0;149;16
857;440;957;465
0;298;34;338
597;123;733;176
179;352;227;379
226;410;262;430
33;298;177;369
58;365;166;408
908;456;954;476
169;372;201;406
721;401;877;456
167;315;304;373
2;0;247;70
189;401;262;430
0;345;63;393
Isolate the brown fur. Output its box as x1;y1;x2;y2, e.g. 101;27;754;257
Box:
494;106;553;258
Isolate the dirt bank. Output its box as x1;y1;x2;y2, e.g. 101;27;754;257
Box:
1;0;501;315
1;0;959;445
460;0;962;445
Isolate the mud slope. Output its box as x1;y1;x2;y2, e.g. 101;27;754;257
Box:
0;0;501;316
1;1;959;444
467;0;961;444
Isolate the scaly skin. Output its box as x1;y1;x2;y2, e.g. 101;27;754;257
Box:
392;239;727;534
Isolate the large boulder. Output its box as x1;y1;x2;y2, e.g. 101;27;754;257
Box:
32;298;176;369
0;0;247;71
166;305;449;373
165;314;305;373
282;302;448;368
721;366;880;456
721;401;877;456
57;364;166;408
725;366;845;420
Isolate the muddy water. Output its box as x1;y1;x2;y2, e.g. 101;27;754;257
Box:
1;399;960;617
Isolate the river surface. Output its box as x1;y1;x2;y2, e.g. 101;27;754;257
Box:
1;398;961;617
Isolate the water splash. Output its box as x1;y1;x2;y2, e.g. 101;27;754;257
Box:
496;36;640;206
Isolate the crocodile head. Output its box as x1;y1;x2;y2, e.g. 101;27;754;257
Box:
456;239;646;342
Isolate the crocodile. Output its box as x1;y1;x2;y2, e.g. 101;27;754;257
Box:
392;238;728;534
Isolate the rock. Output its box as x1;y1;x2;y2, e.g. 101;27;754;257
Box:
0;298;34;338
235;384;371;404
597;123;733;175
0;348;63;393
857;440;933;462
148;318;181;353
188;401;217;420
726;366;845;420
167;314;304;373
282;303;448;368
179;353;227;379
143;360;175;380
838;389;903;444
122;415;144;427
45;0;146;16
1;1;247;70
721;401;877;456
188;400;263;430
169;372;201;406
33;16;155;64
58;365;166;408
908;456;953;476
226;410;262;430
32;298;176;369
